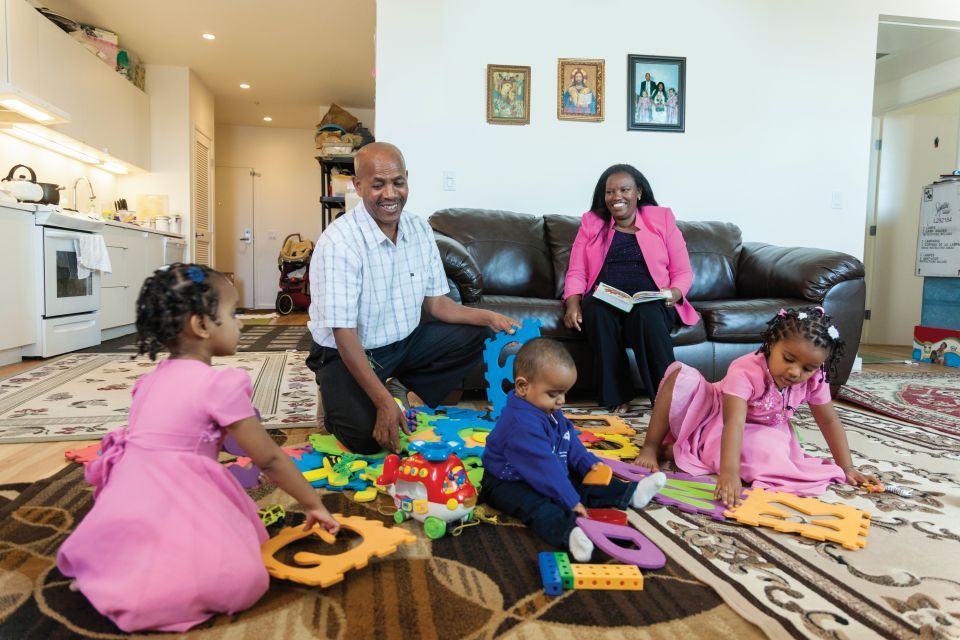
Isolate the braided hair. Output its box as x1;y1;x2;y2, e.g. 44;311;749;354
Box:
135;263;223;360
756;306;846;382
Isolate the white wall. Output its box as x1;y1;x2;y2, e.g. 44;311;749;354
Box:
376;0;960;259
0;134;118;211
215;124;323;309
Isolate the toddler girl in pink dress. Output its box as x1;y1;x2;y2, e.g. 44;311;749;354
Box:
57;263;340;633
666;88;679;124
635;306;877;503
637;90;653;123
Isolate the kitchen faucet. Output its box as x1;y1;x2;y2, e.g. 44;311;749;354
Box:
71;176;96;213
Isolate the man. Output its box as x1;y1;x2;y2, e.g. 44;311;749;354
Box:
307;142;516;454
639;72;656;99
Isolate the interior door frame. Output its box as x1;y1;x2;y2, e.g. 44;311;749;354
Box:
214;165;258;309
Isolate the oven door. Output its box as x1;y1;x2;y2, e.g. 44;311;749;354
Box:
43;227;101;317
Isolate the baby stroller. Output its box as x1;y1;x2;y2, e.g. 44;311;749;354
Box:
275;233;313;315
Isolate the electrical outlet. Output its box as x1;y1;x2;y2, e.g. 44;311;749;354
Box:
831;191;842;209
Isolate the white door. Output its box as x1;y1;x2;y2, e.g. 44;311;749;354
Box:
868;92;960;346
215;166;256;309
193;129;214;267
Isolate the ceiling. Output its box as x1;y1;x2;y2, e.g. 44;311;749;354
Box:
34;0;376;128
875;20;960;84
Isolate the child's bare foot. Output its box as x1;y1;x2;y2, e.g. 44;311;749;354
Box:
634;446;661;471
610;403;631;414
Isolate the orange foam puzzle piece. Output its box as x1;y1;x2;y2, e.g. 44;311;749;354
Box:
565;414;637;436
262;514;416;587
725;488;871;550
585;433;640;460
583;464;613;486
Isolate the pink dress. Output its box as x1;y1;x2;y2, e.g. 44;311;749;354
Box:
663;352;844;495
57;359;269;632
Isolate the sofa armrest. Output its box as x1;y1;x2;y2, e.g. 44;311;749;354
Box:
737;242;865;301
434;232;484;303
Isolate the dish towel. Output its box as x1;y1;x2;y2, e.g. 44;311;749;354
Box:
75;234;113;279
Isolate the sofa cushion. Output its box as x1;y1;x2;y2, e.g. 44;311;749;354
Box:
694;298;809;342
677;221;742;301
430;209;556;299
543;214;581;299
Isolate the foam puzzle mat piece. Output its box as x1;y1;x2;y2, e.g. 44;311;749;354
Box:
725;488;871;550
483;318;542;420
565;414;637;436
583;464;613;486
65;442;100;465
262;514;416;587
585;433;640;460
576;517;666;569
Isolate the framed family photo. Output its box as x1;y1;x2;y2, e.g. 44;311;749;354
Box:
627;54;685;132
487;64;531;125
557;58;604;122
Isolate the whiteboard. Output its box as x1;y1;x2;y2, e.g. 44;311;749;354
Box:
916;181;960;277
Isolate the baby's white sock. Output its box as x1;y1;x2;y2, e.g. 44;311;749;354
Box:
631;471;667;509
568;526;594;562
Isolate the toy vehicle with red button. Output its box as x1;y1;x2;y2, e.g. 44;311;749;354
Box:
376;442;477;539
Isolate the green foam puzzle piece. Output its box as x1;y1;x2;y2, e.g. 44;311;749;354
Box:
657;479;718;511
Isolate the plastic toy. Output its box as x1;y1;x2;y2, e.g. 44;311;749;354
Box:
65;442;100;465
538;551;563;595
353;486;379;502
571;563;644;591
576;517;666;569
605;458;653;482
577;431;602;445
227;462;261;489
884;484;914;498
582;464;613;486
554;551;574;589
585;508;628;526
262;514;416;587
258;504;285;527
377;444;478;539
308;433;388;460
565;414;637;436
725;488;871;550
482;318;542;419
584;433;640;460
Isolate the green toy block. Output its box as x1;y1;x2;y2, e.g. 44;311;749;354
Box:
554;552;574;590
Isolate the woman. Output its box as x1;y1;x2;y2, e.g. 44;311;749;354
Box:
652;82;667;124
563;164;698;412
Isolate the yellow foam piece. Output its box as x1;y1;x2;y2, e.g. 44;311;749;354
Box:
586;433;640;460
582;464;613;486
571;563;643;590
725;488;871;550
353;486;379;503
303;467;330;483
262;514;416;587
565;414;637;436
473;432;489;444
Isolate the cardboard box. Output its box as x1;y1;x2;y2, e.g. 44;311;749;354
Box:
913;325;960;367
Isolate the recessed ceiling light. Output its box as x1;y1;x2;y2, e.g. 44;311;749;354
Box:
239;83;250;89
263;116;273;122
202;33;216;40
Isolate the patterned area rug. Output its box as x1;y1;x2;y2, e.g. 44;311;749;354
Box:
80;325;313;354
0;405;956;638
837;370;960;436
0;352;317;443
0;428;761;640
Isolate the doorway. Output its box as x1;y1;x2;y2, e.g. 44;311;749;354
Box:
215;166;257;309
866;93;960;346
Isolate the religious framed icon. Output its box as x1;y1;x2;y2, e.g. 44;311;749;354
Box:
627;54;686;132
487;64;531;125
557;58;604;122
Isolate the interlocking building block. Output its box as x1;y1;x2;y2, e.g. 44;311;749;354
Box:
725;488;871;550
570;563;644;591
554;552;574;590
483;318;542;419
538;551;563;596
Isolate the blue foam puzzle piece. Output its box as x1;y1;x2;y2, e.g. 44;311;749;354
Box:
432;416;495;458
293;452;326;473
538;551;564;596
482;318;542;420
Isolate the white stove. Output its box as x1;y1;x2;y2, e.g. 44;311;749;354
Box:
21;204;103;357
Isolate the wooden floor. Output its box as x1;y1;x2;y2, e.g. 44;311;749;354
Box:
0;313;946;484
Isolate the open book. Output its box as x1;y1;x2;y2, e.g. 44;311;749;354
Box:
593;282;668;312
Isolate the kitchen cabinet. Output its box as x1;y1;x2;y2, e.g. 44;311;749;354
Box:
100;225;169;336
0;207;38;354
1;0;150;170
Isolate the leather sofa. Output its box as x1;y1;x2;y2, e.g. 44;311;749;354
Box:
430;208;865;393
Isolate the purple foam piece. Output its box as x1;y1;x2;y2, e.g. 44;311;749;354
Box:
228;463;261;489
222;433;248;457
576;517;666;569
605;458;653;482
604;460;738;521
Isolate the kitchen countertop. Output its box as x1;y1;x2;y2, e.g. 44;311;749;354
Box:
102;219;184;238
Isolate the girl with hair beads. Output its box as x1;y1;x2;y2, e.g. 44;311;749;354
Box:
57;264;339;633
635;306;876;504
